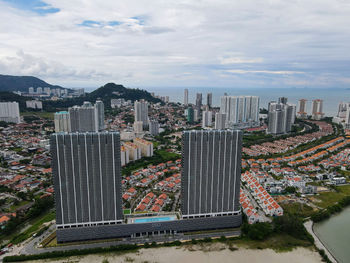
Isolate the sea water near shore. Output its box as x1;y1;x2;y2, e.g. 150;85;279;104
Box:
314;206;350;263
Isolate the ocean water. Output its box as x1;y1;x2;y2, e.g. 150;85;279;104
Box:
145;87;350;117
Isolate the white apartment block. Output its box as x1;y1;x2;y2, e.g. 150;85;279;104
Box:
26;100;43;109
0;102;20;124
123;142;141;161
120;146;130;166
220;96;259;128
133;138;154;157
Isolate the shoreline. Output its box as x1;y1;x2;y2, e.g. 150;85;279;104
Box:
304;220;338;263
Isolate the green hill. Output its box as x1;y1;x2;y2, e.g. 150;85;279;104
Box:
43;83;162;111
0;74;64;92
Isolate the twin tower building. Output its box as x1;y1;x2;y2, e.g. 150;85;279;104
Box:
51;130;242;242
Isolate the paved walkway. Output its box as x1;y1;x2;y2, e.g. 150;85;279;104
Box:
304;220;337;263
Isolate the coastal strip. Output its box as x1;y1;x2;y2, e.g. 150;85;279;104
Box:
304;220;337;263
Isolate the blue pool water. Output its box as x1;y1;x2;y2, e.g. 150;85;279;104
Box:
134;216;175;223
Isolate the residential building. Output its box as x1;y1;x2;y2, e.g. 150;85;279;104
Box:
123;142;141;161
278;97;288;104
215;113;226;129
186;107;194;123
149;120;159;135
134;100;148;127
267;101;296;134
95;99;105;131
207;93;212;108
56;100;105;133
312;99;324;120
50;132;123;229
28;87;34;94
54;111;70;133
44;87;51;95
120;146;130;166
69;102;96;132
220;96;259;128
133;138;154;157
202;110;213;128
195;93;202;109
37;87;43;94
0;102;20;123
184;89;188;106
181;130;242;218
133;121;143;133
26;100;43;110
194;109;200;122
297;99;308;118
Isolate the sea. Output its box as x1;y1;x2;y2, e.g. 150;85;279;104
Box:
84;86;350;117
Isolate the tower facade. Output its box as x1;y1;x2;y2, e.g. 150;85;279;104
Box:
181;130;242;219
51;132;123;229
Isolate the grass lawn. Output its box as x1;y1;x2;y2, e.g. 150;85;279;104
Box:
313;184;350;208
232;234;313;252
280;203;315;218
10;211;55;244
123;209;131;215
156;149;180;160
21;111;54;120
9;200;30;211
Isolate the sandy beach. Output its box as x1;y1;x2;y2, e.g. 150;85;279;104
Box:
26;244;322;263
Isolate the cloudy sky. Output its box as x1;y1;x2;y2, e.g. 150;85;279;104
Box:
0;0;350;89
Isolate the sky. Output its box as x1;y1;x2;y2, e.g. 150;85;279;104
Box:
0;0;350;89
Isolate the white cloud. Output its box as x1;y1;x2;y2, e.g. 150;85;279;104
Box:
224;70;304;75
0;0;350;87
220;57;263;64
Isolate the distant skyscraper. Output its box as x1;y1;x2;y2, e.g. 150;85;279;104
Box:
37;87;43;94
333;102;350;128
50;132;123;230
181;130;242;218
220;96;259;128
312;99;324;120
133;121;143;133
207;93;212;108
268;101;296;134
28;87;34;94
69;102;96;132
95;99;105;131
56;100;105;133
215;113;226;130
195;93;202;109
134;100;149;127
194;109;200;122
0;102;20;124
184;89;188;106
278;97;288;104
54;111;70;133
297;99;308;118
186;107;194;123
202;111;213;128
149;120;159;135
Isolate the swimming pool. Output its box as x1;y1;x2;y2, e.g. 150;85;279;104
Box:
133;216;176;223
